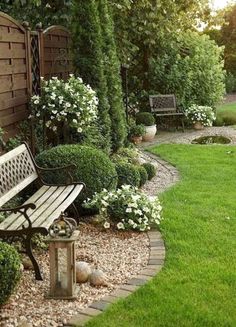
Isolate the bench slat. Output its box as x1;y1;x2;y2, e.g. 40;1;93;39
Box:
155;112;183;116
0;185;51;230
38;184;83;229
30;185;73;228
8;186;68;231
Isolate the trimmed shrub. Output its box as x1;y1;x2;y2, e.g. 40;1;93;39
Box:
0;242;21;306
136;112;155;126
142;163;157;180
111;147;139;165
115;162;140;188
36;145;117;206
137;165;148;186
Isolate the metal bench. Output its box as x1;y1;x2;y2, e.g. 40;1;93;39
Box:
0;143;84;280
149;94;185;131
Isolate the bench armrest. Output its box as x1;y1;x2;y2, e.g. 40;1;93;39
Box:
0;203;36;228
35;163;84;186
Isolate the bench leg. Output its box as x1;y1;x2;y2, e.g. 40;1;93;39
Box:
181;117;185;132
24;234;43;281
70;203;79;222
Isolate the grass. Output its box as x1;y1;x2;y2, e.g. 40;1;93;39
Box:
216;101;236;126
83;144;236;327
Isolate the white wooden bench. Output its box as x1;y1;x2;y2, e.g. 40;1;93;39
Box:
0;143;84;280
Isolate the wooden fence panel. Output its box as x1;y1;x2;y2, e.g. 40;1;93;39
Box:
0;12;31;139
40;25;73;81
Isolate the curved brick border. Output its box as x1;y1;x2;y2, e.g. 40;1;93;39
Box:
67;230;165;326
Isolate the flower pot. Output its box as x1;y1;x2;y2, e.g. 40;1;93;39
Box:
193;122;204;130
130;135;143;144
143;125;157;142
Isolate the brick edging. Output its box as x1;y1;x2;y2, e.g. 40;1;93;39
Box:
67;230;165;326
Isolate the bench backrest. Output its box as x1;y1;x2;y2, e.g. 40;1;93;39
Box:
149;94;177;112
0;144;38;207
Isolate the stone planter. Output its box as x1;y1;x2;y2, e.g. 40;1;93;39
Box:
193;122;204;130
143;125;157;142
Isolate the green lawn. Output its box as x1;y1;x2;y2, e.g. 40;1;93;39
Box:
83;144;236;327
216;101;236;125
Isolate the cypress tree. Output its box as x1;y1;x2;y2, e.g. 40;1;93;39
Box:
72;0;111;151
97;0;127;151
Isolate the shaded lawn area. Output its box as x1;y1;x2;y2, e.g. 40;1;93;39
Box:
83;145;236;327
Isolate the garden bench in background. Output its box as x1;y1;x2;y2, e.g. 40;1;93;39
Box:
0;143;84;280
149;94;185;131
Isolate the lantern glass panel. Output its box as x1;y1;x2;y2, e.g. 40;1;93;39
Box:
57;247;68;291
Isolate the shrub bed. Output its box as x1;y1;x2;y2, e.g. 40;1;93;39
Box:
115;162;140;188
137;165;148;186
36;145;117;206
142;162;157;180
84;185;162;231
0;242;21;306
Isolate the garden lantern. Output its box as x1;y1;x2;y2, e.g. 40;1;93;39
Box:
47;213;79;299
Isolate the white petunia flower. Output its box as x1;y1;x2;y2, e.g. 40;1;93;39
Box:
104;222;110;229
117;222;124;230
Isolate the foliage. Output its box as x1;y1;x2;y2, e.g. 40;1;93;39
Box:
142;163;156;180
72;0;112;151
98;0;127;151
0;0;73;28
219;4;236;77
136;165;148;186
205;4;236;94
128;124;145;137
35;145;117;206
136;112;155;126
111;147;140;165
225;72;236;93
184;104;216;126
30;75;98;136
4;136;22;152
109;0;214;110
149;31;225;110
84;185;162;231
0;242;21;306
216;101;236;126
115;162;140;188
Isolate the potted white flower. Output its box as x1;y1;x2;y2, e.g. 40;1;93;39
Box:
30;75;98;142
136;112;156;141
184;104;216;130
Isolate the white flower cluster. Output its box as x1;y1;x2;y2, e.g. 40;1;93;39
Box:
184;104;215;127
84;185;162;232
30;75;98;133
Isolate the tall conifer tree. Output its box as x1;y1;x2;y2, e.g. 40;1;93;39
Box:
72;0;112;151
97;0;127;151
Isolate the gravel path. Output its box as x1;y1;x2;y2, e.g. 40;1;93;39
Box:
140;126;236;147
